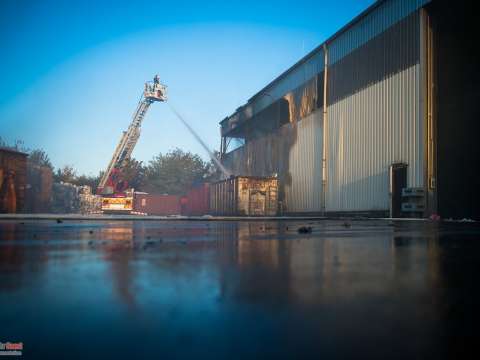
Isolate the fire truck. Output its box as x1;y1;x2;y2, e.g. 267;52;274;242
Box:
97;75;166;213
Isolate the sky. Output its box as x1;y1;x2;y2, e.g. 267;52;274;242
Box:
0;0;374;175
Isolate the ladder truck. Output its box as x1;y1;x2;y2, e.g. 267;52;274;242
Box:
98;75;167;213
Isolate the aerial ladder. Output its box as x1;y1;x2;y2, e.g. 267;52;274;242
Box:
98;75;167;213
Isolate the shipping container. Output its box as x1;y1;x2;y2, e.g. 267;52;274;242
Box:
210;176;278;216
133;193;181;215
183;183;210;216
0;147;28;213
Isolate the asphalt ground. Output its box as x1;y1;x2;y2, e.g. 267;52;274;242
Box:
1;218;479;359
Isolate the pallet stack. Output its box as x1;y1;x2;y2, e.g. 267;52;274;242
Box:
401;187;425;218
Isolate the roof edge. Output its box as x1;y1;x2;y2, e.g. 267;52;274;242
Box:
247;0;388;104
0;147;29;156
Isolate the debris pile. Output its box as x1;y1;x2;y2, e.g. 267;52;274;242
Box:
51;182;79;213
51;183;101;214
78;186;102;214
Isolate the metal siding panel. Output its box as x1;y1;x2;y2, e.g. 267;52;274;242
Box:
284;110;323;212
222;146;246;176
223;0;431;131
327;11;420;106
247;0;430;118
325;9;422;212
326;64;423;212
329;0;430;65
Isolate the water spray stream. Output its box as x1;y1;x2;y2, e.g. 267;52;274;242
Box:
167;103;232;178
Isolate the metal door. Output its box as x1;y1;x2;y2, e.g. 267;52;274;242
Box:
390;163;408;218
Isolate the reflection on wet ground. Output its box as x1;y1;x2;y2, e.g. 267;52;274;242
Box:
0;219;479;359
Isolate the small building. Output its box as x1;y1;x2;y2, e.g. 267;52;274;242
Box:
220;0;479;219
0;147;28;213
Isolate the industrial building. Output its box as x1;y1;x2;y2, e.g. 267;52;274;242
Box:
220;0;479;219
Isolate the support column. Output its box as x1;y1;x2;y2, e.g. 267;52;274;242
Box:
421;8;437;217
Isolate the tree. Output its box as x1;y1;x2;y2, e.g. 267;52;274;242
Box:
54;165;77;183
0;136;8;148
121;158;146;191
145;148;210;195
28;149;53;169
73;174;101;190
0;137;28;152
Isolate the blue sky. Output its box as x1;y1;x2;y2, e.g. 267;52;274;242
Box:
0;0;374;175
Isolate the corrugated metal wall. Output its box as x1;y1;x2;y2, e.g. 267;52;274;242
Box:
329;0;430;64
326;10;423;212
327;12;420;105
223;146;246;176
327;65;423;211
284;110;323;212
249;0;431;115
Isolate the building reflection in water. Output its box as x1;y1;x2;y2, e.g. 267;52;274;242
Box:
215;221;444;310
0;219;447;308
99;223;136;309
0;222;49;293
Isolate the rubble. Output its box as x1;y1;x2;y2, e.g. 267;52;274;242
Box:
78;186;102;214
51;183;101;214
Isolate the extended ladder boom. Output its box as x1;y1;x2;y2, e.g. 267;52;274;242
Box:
98;76;167;194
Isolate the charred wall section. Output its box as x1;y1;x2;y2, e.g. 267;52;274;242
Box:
223;75;323;213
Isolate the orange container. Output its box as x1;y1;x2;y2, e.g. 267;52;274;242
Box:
183;183;210;216
133;193;181;215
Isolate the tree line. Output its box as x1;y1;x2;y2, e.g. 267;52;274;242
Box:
1;137;221;195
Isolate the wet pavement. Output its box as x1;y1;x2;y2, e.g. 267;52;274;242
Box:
0;219;479;359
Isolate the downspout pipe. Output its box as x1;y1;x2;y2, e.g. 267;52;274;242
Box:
322;44;328;215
